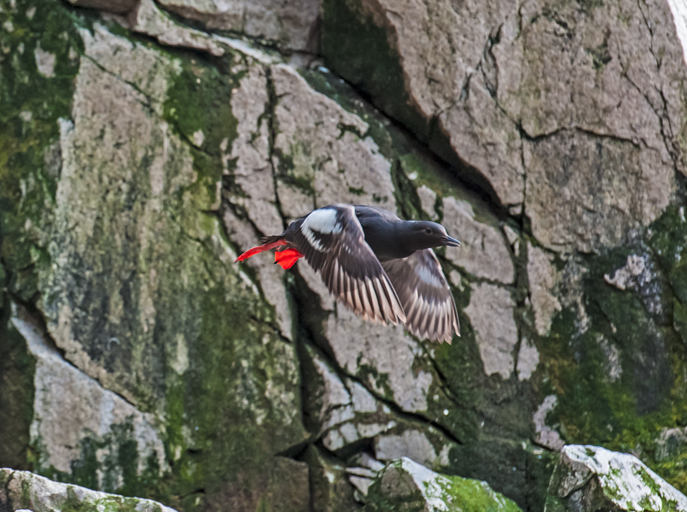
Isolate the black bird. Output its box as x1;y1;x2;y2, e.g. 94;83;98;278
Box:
235;204;461;342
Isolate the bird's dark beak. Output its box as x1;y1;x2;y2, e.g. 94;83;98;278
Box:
444;235;461;247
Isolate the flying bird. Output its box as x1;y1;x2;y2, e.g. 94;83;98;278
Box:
235;204;461;342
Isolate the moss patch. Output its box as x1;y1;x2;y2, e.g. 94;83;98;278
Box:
0;297;36;470
0;0;82;300
364;459;523;512
162;56;241;209
535;205;687;495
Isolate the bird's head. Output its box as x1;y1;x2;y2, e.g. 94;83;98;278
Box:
409;221;461;250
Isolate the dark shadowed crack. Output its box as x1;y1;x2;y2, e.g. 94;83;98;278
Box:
9;297;144;411
519;124;644;150
298;327;464;447
150;0;319;59
626;0;682;173
264;65;289;231
81;54;160;113
481;25;502;100
622;73;680;172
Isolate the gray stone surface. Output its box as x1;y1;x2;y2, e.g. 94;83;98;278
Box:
156;0;320;52
442;197;514;284
527;244;561;337
324;0;687;254
464;283;518;379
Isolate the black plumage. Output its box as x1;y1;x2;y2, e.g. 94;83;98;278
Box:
236;204;461;343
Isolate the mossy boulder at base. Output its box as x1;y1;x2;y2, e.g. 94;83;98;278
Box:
363;457;523;512
545;445;687;512
0;468;177;512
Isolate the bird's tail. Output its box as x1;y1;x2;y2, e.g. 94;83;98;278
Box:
274;248;303;269
234;237;287;262
235;236;304;269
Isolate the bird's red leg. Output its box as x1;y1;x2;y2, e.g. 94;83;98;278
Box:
274;248;303;269
235;239;287;262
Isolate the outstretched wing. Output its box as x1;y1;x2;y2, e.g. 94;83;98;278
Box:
382;250;459;343
289;205;406;325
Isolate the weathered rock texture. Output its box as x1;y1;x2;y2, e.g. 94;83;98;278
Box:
2;0;687;509
363;457;523;512
545;445;687;511
0;468;177;512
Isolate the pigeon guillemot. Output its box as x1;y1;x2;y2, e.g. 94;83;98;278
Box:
235;204;461;342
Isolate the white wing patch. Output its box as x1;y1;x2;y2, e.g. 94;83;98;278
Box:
415;263;443;288
301;208;343;252
305;208;343;234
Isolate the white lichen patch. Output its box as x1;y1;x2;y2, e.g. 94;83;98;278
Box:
464;283;518;379
557;445;687;511
533;395;565;451
171;332;189;374
34;42;56;78
516;337;539;381
527;243;561;336
604;254;646;290
192;129;205;147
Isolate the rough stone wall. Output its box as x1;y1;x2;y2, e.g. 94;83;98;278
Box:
1;0;687;511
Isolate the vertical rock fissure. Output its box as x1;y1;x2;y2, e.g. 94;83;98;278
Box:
264;65;289;231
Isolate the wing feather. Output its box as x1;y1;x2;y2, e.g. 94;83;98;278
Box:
288;205;406;325
382;249;459;343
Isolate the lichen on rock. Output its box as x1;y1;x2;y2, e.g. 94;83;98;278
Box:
545;445;687;512
0;468;176;512
363;457;523;512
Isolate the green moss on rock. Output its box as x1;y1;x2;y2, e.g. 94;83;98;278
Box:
364;458;523;512
0;304;36;470
0;0;82;300
534;204;687;495
162;57;240;209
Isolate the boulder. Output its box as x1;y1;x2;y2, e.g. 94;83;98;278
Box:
0;468;176;512
363;457;523;511
545;445;687;512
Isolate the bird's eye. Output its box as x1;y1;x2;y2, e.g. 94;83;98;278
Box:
425;228;432;235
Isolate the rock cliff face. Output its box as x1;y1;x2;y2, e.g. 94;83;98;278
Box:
1;0;686;510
